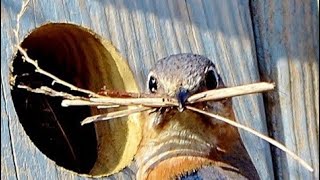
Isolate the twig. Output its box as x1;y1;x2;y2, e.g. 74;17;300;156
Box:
61;99;114;107
81;106;152;125
63;97;176;107
17;85;87;100
16;46;102;98
15;46;275;108
187;82;275;103
97;105;121;109
62;83;275;108
186;106;314;172
88;97;178;107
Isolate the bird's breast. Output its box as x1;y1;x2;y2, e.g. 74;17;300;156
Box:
135;108;238;180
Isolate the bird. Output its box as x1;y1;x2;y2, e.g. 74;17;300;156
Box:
134;53;259;180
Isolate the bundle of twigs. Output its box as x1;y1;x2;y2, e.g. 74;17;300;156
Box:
12;45;313;172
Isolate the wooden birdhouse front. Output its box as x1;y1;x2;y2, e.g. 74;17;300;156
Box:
1;1;318;180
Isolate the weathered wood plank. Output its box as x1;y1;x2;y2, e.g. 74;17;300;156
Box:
251;0;319;179
1;0;281;179
2;1;61;179
1;92;18;180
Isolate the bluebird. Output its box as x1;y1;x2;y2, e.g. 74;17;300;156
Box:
135;54;259;180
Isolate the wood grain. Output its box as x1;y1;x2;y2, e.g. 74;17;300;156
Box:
251;0;319;179
1;0;317;179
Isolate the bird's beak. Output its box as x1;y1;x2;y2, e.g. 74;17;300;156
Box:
176;88;189;112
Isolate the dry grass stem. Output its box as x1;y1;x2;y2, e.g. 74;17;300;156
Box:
187;82;275;103
97;105;121;109
17;85;86;100
62;100;120;108
89;97;178;107
81;106;152;125
186;106;314;172
61;99;113;107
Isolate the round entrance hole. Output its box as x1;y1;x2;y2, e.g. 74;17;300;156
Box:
10;23;112;174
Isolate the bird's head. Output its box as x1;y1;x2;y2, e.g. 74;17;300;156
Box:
146;53;224;111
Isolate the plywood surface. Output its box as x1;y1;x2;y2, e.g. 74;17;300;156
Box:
1;0;318;179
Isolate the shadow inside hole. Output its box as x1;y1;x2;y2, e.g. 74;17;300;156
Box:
11;23;99;174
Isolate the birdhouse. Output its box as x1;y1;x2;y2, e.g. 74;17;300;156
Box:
1;1;318;179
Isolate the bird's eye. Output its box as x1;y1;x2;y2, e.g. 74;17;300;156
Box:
148;76;158;93
205;70;218;90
